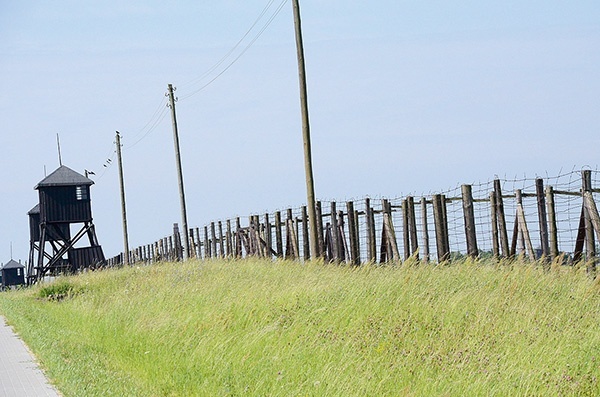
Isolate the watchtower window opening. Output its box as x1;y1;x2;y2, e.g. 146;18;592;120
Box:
76;186;88;201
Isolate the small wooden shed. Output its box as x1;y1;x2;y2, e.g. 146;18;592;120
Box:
2;260;26;288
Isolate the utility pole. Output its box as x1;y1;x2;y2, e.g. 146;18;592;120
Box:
167;84;191;260
115;131;129;266
292;0;319;258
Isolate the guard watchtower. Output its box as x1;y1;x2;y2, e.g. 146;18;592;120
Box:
27;165;105;283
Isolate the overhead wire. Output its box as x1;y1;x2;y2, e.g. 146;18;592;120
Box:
89;0;288;179
179;0;288;101
125;96;170;147
124;98;170;150
182;0;277;88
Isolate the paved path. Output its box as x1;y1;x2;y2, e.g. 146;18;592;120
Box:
0;316;61;396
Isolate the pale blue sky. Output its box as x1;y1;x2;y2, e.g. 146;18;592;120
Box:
1;1;599;261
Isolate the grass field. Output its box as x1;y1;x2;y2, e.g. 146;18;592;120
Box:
0;258;599;396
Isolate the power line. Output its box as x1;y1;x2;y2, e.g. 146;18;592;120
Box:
179;0;288;101
124;99;170;150
88;0;288;179
125;96;170;146
182;0;277;88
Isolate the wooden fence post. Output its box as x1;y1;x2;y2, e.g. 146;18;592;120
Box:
441;195;450;257
274;211;283;258
167;236;174;261
347;201;359;265
490;192;499;259
173;223;182;261
203;226;209;259
365;198;376;262
402;199;410;260
407;196;419;260
515;189;536;261
285;209;299;259
545;185;559;260
337;210;348;262
315;201;325;259
380;199;400;262
421;197;430;263
210;222;217;259
189;229;197;259
302;206;310;260
582;170;596;272
218;221;225;258
535;178;550;260
264;213;272;259
354;206;361;263
225;221;232;259
432;194;449;262
330;202;339;263
494;179;510;257
461;185;478;258
254;215;263;257
235;217;242;258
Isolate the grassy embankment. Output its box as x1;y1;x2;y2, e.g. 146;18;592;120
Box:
0;258;599;396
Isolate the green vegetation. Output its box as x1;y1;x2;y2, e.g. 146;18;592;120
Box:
0;259;599;396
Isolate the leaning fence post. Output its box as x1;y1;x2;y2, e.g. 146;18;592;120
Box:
381;199;400;262
494;179;510;257
461;185;478;258
407;197;419;260
516;189;536;261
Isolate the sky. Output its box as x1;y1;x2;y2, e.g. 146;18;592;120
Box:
1;0;599;262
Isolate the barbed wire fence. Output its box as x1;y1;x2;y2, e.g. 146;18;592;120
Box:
107;169;600;269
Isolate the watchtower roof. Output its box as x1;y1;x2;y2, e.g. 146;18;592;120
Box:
2;260;24;270
35;165;93;189
28;204;40;215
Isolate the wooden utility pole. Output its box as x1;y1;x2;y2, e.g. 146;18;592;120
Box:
115;131;129;266
292;0;318;259
167;84;191;260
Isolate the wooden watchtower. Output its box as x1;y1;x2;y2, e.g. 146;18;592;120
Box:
27;165;105;283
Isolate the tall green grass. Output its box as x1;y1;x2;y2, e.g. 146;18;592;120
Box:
0;259;599;396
